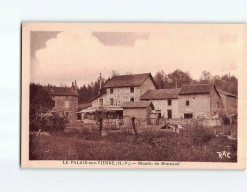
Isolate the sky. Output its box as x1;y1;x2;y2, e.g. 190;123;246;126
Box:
30;24;244;87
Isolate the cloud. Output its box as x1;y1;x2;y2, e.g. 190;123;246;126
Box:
30;31;61;57
31;26;242;87
92;32;149;47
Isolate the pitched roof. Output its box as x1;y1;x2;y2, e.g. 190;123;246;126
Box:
78;102;92;111
179;84;214;95
122;101;154;109
88;91;107;102
218;89;237;98
103;73;157;88
140;88;180;100
45;86;78;96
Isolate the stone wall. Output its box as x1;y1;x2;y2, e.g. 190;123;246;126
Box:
92;76;156;107
219;92;237;115
226;96;237;115
165;118;221;127
210;87;223;116
51;95;78;121
139;76;156;96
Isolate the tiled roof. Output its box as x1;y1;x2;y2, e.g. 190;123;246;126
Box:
179;84;214;95
45;86;78;96
103;73;156;88
140;88;180;100
122;101;154;109
88;91;107;102
78;102;92;111
218;89;237;98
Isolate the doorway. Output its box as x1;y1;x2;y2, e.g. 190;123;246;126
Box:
167;110;172;119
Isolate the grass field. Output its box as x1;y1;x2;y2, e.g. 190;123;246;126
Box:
29;124;237;162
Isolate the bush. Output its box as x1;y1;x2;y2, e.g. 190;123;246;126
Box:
30;115;66;133
191;125;215;146
221;114;230;124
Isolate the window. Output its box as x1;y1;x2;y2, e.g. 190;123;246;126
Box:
168;99;172;106
156;110;161;118
65;112;69;119
186;100;189;106
130;97;134;102
184;113;193;119
65;101;70;108
77;113;82;120
167;110;172;119
110;88;113;94
99;99;103;106
130;87;134;93
217;102;219;108
52;100;55;107
110;98;114;105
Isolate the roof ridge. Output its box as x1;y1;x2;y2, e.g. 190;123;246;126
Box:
104;73;154;88
113;72;150;77
182;83;213;87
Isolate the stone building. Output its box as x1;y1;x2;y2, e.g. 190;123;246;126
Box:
218;89;237;115
140;88;180;119
90;73;157;107
45;82;78;122
178;83;223;118
78;72;236;125
78;73;157;120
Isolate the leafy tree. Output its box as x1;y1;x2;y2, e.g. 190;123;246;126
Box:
165;69;192;88
77;76;106;104
154;70;165;89
154;69;192;89
112;70;120;77
200;71;212;84
214;74;238;95
29;83;54;119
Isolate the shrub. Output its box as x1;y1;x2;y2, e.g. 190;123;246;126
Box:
191;124;215;146
221;114;230;124
29;115;66;133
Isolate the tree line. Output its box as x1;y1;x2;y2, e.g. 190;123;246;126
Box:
153;69;238;95
30;69;238;105
77;69;237;104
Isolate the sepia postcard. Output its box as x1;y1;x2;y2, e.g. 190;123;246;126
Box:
21;23;247;169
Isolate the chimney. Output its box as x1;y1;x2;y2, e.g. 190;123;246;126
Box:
75;80;78;89
99;73;102;94
71;82;75;91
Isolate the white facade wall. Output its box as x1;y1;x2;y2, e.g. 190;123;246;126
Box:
178;94;211;118
151;99;180;118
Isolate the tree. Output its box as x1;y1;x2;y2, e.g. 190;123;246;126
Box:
166;69;192;88
214;74;238;95
154;70;165;89
29;83;54;119
154;69;193;89
77;76;106;104
200;71;212;84
111;70;120;77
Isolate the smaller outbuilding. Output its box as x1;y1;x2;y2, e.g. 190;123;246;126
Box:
217;89;237;116
122;101;154;124
140;88;180;119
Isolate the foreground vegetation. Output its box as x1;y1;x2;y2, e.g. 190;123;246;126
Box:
29;124;237;162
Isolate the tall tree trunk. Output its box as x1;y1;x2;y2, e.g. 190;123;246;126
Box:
131;117;138;135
